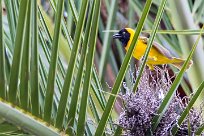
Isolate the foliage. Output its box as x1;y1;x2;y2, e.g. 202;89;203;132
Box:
0;0;204;135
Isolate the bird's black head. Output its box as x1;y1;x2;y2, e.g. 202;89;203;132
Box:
113;28;130;47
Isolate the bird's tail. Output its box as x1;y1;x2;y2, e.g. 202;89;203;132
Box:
171;58;193;70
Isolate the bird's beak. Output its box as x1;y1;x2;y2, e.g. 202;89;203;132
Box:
113;33;122;39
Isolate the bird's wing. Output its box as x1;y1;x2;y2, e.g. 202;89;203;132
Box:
139;36;173;59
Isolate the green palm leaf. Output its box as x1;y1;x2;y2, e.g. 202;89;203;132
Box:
77;0;100;135
55;0;89;129
30;0;39;117
44;0;64;123
0;0;6;99
8;0;29;103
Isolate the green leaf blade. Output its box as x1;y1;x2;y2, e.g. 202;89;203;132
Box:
76;0;100;135
171;81;204;135
55;0;89;129
8;0;29;104
0;0;6;99
66;0;95;131
99;0;117;79
43;0;65;122
133;0;168;92
0;101;59;136
19;0;32;110
4;0;16;43
196;123;204;135
30;0;39;117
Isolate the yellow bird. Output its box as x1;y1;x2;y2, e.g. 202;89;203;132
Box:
113;28;193;70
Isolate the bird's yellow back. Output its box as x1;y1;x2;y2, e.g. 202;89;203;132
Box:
113;28;192;70
125;28;170;64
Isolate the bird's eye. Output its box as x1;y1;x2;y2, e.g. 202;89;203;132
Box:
122;31;126;35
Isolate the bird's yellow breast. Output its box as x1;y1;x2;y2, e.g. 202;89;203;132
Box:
125;39;147;59
125;38;162;60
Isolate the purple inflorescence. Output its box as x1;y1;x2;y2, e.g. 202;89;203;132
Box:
118;67;203;136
